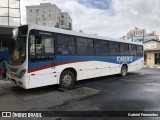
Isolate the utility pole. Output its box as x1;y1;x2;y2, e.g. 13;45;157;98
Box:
143;29;145;42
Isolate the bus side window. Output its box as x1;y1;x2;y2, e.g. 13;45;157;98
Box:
120;43;129;56
129;44;137;56
137;45;143;56
29;32;54;61
95;40;108;56
77;37;94;56
108;41;120;55
30;35;36;55
57;34;75;55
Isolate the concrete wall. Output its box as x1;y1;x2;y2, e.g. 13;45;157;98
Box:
145;51;160;65
145;52;155;65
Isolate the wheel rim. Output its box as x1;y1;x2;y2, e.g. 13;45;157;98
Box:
62;74;72;86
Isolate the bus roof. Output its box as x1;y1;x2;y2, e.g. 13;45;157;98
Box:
26;24;142;45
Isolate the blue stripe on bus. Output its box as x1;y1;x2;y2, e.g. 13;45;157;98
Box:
28;56;143;70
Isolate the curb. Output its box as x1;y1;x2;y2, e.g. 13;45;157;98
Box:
29;87;101;111
144;65;160;69
0;79;9;84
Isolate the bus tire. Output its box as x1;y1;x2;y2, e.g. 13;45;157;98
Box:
59;70;75;90
121;65;128;77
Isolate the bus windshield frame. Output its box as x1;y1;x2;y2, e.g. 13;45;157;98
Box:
8;25;28;65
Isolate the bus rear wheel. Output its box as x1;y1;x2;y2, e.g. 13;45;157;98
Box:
59;70;75;90
121;65;128;77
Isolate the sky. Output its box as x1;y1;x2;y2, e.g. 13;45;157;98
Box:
1;0;160;38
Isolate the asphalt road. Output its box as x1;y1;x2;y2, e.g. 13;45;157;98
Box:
50;68;160;120
0;68;160;120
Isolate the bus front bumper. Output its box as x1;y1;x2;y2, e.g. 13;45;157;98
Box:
6;72;29;89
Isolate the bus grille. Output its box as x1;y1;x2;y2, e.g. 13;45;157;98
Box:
8;67;18;73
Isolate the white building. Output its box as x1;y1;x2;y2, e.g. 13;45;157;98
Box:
129;35;159;43
127;27;146;40
60;12;72;30
126;27;159;43
26;3;72;30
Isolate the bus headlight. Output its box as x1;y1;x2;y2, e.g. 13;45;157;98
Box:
17;69;26;78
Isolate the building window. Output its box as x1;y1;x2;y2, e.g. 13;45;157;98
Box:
42;14;45;17
49;14;51;17
61;20;64;25
49;8;52;11
62;15;64;18
137;45;143;56
57;35;75;55
36;9;39;12
77;37;94;56
43;23;45;25
36;19;40;24
30;9;32;12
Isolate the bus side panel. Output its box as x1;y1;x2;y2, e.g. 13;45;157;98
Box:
28;61;58;89
128;56;144;72
95;56;121;76
56;56;95;81
136;56;144;70
28;71;58;89
76;61;94;80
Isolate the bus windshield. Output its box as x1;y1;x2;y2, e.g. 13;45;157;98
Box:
9;36;26;65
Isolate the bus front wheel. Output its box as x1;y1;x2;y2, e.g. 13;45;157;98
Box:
121;65;128;77
59;70;75;90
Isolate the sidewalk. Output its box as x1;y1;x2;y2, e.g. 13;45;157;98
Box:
0;79;9;84
144;65;160;69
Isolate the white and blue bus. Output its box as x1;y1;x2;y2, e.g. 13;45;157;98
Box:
7;25;144;89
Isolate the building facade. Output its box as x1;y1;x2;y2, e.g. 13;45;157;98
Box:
144;40;160;66
26;3;72;30
0;26;15;60
126;27;159;43
130;35;159;43
60;12;72;30
0;0;20;60
127;27;146;40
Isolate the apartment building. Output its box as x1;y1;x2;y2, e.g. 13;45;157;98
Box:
126;27;159;43
127;27;146;39
26;3;72;30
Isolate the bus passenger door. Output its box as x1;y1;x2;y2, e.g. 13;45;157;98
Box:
28;30;57;88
